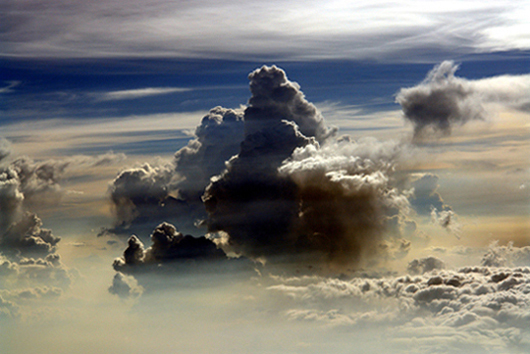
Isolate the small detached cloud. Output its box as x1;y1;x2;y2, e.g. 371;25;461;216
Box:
97;87;192;101
112;222;229;273
108;272;143;299
396;61;530;140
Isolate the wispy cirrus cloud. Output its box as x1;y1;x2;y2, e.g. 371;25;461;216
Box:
97;87;192;101
1;0;529;61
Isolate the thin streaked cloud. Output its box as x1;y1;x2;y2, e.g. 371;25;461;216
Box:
98;87;192;101
1;0;529;61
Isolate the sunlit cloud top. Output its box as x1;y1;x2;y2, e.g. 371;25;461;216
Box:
2;0;529;61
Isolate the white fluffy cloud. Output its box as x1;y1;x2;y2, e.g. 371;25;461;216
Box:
265;252;530;352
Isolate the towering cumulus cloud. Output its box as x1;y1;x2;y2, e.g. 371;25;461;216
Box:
107;107;244;237
0;157;64;257
396;61;530;139
203;66;410;269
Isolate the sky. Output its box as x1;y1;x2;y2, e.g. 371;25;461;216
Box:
1;1;530;353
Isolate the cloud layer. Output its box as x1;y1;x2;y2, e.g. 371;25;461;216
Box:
2;1;529;60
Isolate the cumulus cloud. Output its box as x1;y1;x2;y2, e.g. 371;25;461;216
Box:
106;107;244;237
481;242;530;267
265;258;530;352
203;66;411;269
108;272;143;299
396;61;530;139
408;174;451;216
1;149;125;256
113;222;228;273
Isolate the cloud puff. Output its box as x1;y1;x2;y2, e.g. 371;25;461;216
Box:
407;256;445;274
431;208;461;237
245;65;336;142
203;66;410;269
408;174;451;216
106;107;244;237
112;222;228;273
396;61;530;139
481;241;530;267
108;272;143;299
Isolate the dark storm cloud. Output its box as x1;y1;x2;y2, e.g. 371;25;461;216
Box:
106;107;244;237
113;222;228;273
396;61;530;140
203;66;410;269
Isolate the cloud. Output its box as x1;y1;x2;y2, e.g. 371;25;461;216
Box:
105;107;244;237
0;138;11;162
174;106;244;200
0;81;20;94
407;256;445;274
431;208;462;237
108;272;143;299
0;295;19;319
481;241;530;267
265;255;530;352
112;222;229;273
396;61;530;139
0;149;126;255
1;1;528;60
97;87;191;101
203;66;410;269
408;174;451;216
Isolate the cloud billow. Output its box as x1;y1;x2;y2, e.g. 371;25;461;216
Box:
106;107;245;237
397;61;530;140
203;66;410;268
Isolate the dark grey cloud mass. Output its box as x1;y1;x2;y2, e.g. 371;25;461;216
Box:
113;222;228;273
396;61;485;138
396;61;530;140
203;66;410;269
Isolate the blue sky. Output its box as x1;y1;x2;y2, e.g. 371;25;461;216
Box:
1;1;530;353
